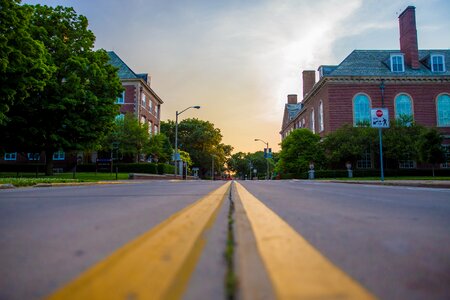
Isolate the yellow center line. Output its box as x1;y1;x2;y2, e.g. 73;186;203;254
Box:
46;181;231;300
234;182;376;300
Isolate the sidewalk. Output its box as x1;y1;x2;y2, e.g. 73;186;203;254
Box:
328;180;450;189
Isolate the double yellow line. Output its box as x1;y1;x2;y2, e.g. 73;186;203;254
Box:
47;182;230;300
47;181;376;299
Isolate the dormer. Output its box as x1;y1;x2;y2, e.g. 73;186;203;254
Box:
430;54;446;72
390;53;405;72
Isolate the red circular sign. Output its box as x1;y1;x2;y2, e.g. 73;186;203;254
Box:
376;110;383;117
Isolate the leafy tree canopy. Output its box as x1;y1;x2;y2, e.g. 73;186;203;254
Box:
277;128;325;174
0;4;123;174
161;118;233;177
0;0;54;124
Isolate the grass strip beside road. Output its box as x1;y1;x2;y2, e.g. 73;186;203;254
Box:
46;181;231;300
0;172;129;187
234;182;376;300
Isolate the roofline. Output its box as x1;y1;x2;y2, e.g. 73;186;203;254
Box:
107;51;139;79
301;75;450;105
281;74;450;133
121;78;164;104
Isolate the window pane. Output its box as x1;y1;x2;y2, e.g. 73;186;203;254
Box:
395;94;413;122
437;94;450;126
353;94;370;126
432;55;445;72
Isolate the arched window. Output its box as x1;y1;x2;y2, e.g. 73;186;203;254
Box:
353;94;371;126
437;94;450;126
395;94;413;124
318;101;324;132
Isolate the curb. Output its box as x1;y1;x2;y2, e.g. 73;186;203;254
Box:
328;180;450;189
0;183;15;189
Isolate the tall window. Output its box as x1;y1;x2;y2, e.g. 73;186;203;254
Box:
437;94;450;126
353;94;371;126
318;101;324;132
431;55;445;72
442;145;450;168
142;93;146;108
310;109;315;133
357;149;372;169
4;152;17;161
395;94;413;124
53;151;65;161
116;91;125;104
390;54;405;72
27;153;40;160
115;114;124;122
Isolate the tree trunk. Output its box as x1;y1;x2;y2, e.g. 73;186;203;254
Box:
45;151;54;176
432;165;435;177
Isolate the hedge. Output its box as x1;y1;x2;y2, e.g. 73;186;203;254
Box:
280;168;450;179
1;163;175;175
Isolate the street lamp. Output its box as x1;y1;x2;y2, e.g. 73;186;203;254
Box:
254;138;270;180
175;105;200;177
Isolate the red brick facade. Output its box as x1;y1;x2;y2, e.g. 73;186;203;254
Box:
285;80;450;138
280;6;450;168
119;80;162;136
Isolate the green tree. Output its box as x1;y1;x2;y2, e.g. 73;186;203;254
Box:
277;129;325;175
227;152;247;178
0;4;122;174
0;0;54;125
322;125;377;169
417;128;445;176
161;118;233;177
105;114;150;163
383;119;424;168
148;133;172;163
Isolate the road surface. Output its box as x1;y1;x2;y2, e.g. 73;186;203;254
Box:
0;180;449;299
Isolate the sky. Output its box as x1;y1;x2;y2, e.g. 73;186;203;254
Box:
22;0;450;153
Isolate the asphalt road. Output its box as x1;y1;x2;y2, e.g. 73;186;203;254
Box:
239;180;450;300
0;181;224;300
1;180;449;300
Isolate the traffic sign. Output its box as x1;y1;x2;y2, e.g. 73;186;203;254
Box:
264;148;273;158
371;108;389;128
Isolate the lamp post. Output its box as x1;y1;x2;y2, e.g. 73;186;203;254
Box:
379;80;385;182
211;154;215;181
175;105;200;177
254;138;270;180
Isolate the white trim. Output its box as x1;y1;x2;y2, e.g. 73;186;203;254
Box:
431;54;446;72
390;54;405;73
318;100;324;132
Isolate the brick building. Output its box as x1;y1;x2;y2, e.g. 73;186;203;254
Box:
108;51;163;135
0;51;164;169
281;6;450;169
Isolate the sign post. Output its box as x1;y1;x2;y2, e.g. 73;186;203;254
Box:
371;108;389;181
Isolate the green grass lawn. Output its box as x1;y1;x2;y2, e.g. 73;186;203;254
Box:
0;172;130;187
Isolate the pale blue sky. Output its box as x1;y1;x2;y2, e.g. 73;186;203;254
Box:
22;0;450;152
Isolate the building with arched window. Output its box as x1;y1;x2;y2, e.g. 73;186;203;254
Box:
280;6;450;169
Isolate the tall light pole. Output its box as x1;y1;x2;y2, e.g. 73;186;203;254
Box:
379;80;385;182
175;105;200;177
254;138;270;180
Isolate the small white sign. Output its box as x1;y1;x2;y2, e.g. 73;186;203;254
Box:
371;108;389;128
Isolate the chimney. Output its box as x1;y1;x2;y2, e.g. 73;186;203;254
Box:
399;6;419;69
302;70;316;98
287;94;297;104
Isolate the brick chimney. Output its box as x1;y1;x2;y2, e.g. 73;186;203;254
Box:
399;6;419;69
302;70;316;98
287;94;297;104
